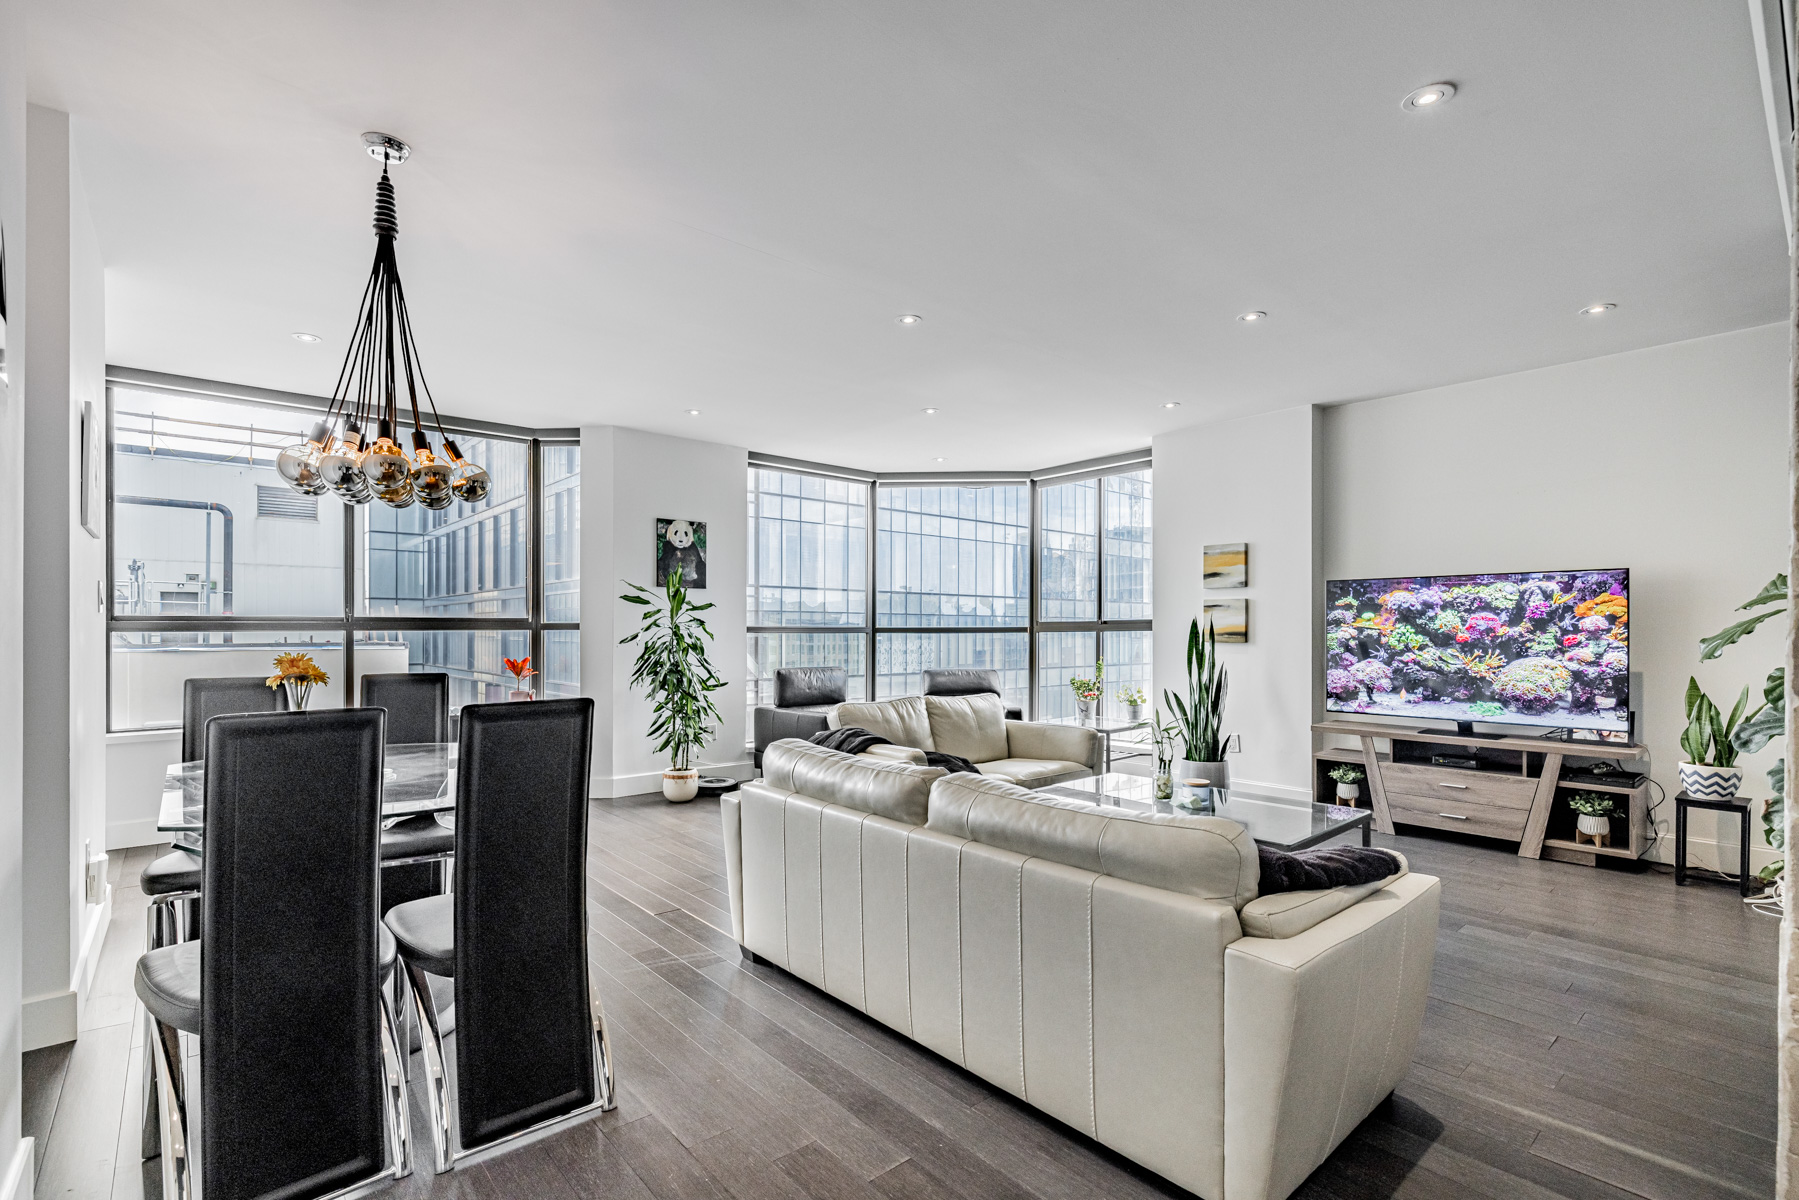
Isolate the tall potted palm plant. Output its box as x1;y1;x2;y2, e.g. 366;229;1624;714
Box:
1164;616;1230;793
621;574;727;802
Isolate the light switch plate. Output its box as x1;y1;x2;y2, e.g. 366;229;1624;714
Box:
1227;734;1242;754
84;840;108;906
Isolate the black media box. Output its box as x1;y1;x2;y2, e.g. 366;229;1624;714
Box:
1431;754;1481;770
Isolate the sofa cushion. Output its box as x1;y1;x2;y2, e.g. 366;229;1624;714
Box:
1238;852;1409;938
861;744;928;766
926;772;1259;908
977;758;1092;788
924;694;1009;763
762;738;945;826
774;666;848;707
829;695;934;751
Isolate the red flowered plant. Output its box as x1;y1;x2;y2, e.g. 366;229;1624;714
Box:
503;657;536;686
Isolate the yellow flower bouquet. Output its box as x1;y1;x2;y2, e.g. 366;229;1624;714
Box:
267;651;329;710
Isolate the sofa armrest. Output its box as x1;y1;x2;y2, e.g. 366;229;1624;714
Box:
720;790;745;943
862;744;928;766
1003;720;1102;774
1224;873;1439;1200
1237;852;1410;939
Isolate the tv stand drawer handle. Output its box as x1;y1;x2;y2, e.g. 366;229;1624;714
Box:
1438;782;1469;789
1437;812;1469;820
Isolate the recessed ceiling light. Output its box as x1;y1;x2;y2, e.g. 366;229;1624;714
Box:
1237;311;1267;322
922;407;938;415
685;409;702;415
291;332;321;343
1161;402;1182;409
1402;82;1457;111
896;314;923;326
1579;303;1616;316
933;457;946;462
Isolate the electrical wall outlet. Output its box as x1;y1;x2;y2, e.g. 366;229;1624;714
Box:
1228;734;1242;754
84;840;108;906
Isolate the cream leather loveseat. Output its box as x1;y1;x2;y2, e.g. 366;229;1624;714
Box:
827;693;1102;787
722;740;1440;1200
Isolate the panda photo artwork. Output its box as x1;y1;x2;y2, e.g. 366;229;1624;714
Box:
656;518;707;588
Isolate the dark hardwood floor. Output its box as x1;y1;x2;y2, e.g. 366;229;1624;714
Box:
28;794;1777;1200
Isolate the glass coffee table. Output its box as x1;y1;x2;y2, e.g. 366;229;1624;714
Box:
1039;773;1373;852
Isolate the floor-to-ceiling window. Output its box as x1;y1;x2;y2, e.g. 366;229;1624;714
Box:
745;466;869;734
745;453;1150;743
106;375;578;730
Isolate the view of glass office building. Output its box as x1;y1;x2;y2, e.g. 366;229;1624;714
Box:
108;385;578;729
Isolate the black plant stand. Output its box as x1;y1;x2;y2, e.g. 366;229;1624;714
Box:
1673;792;1753;897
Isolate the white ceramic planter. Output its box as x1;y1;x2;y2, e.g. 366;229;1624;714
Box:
1678;762;1744;799
1178;758;1230;794
1575;813;1611;836
1336;781;1360;803
508;689;534;702
663;768;700;803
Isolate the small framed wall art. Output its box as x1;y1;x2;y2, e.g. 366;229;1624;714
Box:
1203;542;1247;589
656;518;707;588
1203;599;1248;643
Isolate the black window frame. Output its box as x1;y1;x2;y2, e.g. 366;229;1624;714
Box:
745;448;1152;725
104;367;579;733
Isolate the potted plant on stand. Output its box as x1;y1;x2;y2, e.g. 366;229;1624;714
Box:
503;656;536;700
1118;687;1146;723
621;573;726;803
1678;677;1751;798
1328;764;1365;805
1165;617;1229;793
1069;658;1103;723
1567;791;1616;847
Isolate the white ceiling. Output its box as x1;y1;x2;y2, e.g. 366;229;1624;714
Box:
27;0;1789;471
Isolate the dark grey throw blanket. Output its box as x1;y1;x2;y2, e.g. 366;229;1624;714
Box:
808;727;981;775
1256;844;1400;894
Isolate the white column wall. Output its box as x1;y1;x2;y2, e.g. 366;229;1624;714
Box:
20;105;108;1054
580;426;749;797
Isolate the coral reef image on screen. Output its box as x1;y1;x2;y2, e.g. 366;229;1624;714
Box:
1324;570;1629;732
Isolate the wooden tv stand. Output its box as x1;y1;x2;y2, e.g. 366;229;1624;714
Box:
1311;720;1651;864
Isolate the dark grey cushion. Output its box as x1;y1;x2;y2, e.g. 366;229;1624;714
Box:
136;930;399;1037
753;706;835;766
141;849;203;897
136;941;202;1033
774;667;848;708
922;670;1022;720
381;814;454;861
384;893;454;977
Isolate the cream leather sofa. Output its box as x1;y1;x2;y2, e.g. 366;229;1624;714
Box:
827;693;1101;787
721;741;1439;1200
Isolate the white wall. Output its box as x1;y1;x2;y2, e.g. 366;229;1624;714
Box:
1323;322;1790;869
580;426;749;797
20;105;109;1053
0;0;29;1188
1153;405;1320;802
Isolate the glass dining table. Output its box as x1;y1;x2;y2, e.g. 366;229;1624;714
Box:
159;742;458;850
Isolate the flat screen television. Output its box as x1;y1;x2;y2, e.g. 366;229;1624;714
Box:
1324;568;1629;735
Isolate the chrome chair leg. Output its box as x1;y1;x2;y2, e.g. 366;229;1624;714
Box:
591;994;616;1112
140;1009;161;1161
378;982;412;1179
149;1017;192;1200
405;963;454;1174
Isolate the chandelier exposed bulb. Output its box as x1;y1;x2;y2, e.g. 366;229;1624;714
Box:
443;439;491;503
411;432;455;509
275;421;331;496
319;424;374;503
360;423;413;491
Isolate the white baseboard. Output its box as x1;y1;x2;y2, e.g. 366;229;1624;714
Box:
107;816;162;850
1227;777;1313;804
591;759;754;799
22;990;74;1052
1644;833;1782;874
0;1138;33;1200
24;882;112;1050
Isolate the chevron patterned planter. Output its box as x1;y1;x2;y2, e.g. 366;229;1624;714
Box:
1678;762;1744;799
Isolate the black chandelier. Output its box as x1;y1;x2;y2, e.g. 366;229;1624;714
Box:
277;133;488;509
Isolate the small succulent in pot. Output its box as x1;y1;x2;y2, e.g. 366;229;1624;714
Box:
1567;790;1617;847
1117;686;1146;721
1328;763;1366;803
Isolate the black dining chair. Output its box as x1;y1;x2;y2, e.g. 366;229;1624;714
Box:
135;708;409;1200
384;698;614;1171
362;672;456;910
143;678;293;952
